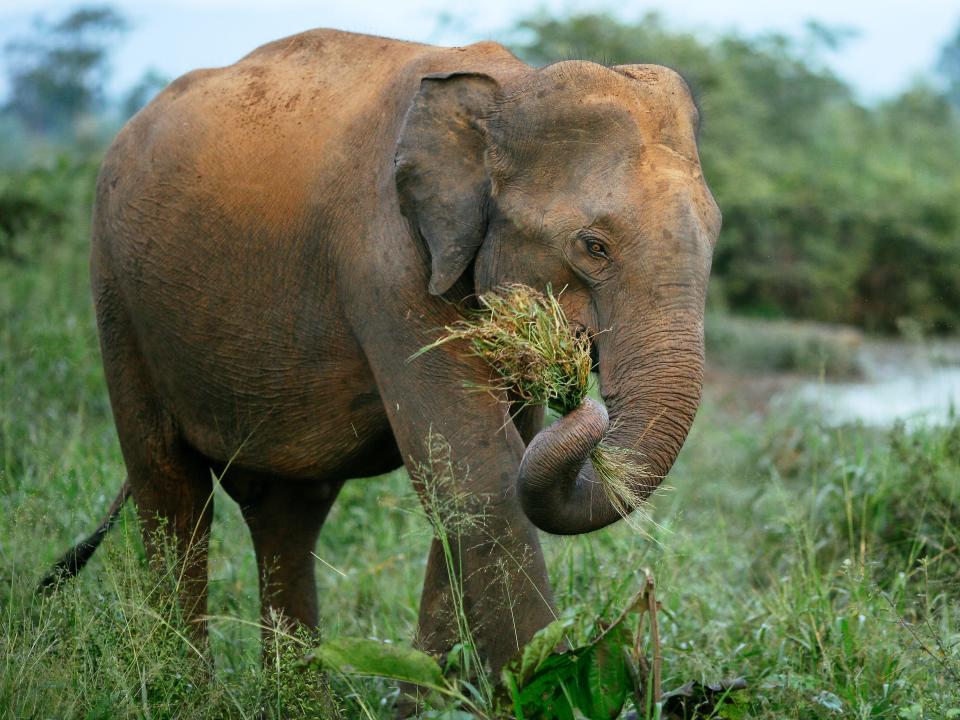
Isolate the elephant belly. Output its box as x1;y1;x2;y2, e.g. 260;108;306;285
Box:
162;343;402;481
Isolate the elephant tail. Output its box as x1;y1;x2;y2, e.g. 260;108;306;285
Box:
37;479;132;593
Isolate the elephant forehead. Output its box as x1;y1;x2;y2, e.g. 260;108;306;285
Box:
492;152;717;248
489;138;635;197
488;146;636;221
489;71;699;174
489;97;638;158
489;138;706;216
508;62;693;122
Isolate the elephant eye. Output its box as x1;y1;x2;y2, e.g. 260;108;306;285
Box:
583;234;609;259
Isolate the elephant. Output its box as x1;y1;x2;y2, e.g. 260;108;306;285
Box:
46;28;720;677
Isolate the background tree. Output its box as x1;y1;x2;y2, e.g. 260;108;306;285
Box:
1;6;958;333
3;5;128;136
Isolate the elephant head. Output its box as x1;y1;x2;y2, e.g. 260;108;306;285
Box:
395;61;721;534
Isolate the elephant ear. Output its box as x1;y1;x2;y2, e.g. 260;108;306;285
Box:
395;72;498;296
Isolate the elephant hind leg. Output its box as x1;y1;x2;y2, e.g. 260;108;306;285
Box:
96;298;214;640
222;471;344;633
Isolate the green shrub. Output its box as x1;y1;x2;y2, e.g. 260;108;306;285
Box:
0;156;97;263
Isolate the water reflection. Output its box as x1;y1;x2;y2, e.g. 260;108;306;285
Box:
796;343;960;427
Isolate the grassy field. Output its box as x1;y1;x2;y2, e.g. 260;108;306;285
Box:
1;164;959;718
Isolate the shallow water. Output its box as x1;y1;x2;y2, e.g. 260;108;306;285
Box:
795;342;960;427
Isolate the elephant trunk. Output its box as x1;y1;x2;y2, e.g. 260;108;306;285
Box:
517;312;704;535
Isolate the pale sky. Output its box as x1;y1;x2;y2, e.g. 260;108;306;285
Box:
0;0;957;103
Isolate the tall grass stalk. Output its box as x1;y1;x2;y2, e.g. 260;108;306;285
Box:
410;431;495;710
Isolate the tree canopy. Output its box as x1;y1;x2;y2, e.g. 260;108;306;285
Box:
3;6;128;134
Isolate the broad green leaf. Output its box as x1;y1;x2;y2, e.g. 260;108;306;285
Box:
506;591;649;720
515;652;584;720
579;626;630;720
303;638;446;691
515;616;574;684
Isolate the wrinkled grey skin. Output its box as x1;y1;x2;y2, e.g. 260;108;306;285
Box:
75;28;720;676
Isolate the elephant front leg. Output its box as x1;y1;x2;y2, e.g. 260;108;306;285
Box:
413;474;555;675
416;403;551;672
352;282;557;687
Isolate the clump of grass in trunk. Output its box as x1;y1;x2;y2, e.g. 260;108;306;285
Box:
415;284;591;413
589;439;657;532
414;284;654;528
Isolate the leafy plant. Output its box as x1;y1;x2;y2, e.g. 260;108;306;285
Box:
302;572;748;719
500;593;643;720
